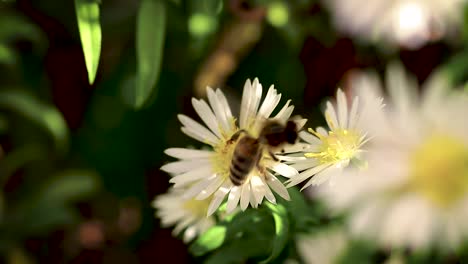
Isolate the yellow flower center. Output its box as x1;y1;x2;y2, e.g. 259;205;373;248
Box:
305;128;364;165
212;135;238;180
409;134;468;208
183;198;211;218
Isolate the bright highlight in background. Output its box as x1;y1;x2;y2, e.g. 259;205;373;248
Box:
188;13;217;37
394;1;429;47
397;2;425;33
267;2;289;27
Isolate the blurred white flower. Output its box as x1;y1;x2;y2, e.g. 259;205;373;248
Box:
162;78;304;216
296;228;349;264
152;188;215;243
324;0;467;49
318;64;468;251
285;88;383;189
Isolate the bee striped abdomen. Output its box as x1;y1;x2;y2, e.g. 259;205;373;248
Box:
229;136;260;186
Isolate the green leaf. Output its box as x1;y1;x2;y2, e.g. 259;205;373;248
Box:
205;209;274;264
5;170;98;237
261;203;289;264
189;225;226;256
38;170;99;204
443;49;468;85
0;144;45;184
19;205;77;236
283;187;321;232
74;0;101;84
0;43;16;65
132;0;166;109
205;237;270;264
201;0;223;15
463;4;468;43
0;90;69;155
0;12;45;45
335;239;377;264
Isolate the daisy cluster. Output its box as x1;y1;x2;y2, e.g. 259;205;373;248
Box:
153;68;468;253
324;0;467;49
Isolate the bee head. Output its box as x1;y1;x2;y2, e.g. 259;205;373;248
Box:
285;120;298;144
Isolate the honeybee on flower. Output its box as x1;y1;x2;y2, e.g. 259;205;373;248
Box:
160;78;306;216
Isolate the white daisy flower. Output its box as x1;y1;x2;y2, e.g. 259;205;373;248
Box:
296;228;349;264
152;188;215;243
324;0;467;49
162;78;304;216
285;88;384;189
318;64;468;251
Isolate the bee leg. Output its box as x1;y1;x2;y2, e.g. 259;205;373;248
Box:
268;150;279;162
256;159;266;175
227;129;247;144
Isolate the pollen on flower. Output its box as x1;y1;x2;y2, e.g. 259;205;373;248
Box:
211;135;238;180
183;198;211;218
304;128;364;165
409;134;468;208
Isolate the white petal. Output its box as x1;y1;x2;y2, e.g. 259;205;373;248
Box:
239;79;252;129
290;159;320;171
349;199;382;236
240;78;262;129
182;174;218;199
250;175;266;206
269;163;298;178
348;97;359;129
216;89;233;125
249;186;259;208
275;155;307;162
316;126;328;137
178;115;219;145
301;165;340;190
266;172;290;200
251;78;263;116
207;180;232;216
207;87;230;132
240;182;251;210
286;163;330;188
195;175;225;200
161;159;210;174
207;195;224;216
261;177;276;203
336;89;348;128
173;216;194;235
170;166;213;187
274;99;292;121
183;225;198;243
181;127;217;146
299;130;321;144
192;98;221;138
164;148;213;159
198;218;215;234
386;63;416;116
257;86;281;119
226;186;241;213
325;101;339;130
294;118;307;130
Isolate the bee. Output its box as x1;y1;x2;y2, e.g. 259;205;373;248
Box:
229;120;299;186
